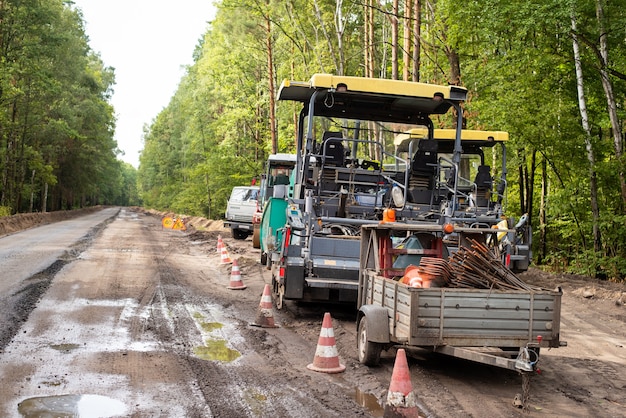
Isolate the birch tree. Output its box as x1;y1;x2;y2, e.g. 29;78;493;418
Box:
572;13;602;254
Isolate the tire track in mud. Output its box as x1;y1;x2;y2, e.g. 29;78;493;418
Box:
143;227;372;417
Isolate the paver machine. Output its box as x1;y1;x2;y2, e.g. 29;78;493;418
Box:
260;74;530;308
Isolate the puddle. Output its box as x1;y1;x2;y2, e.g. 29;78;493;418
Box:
194;338;241;362
192;311;224;332
243;388;268;415
18;394;127;417
190;307;241;362
354;388;384;417
49;343;80;352
199;321;223;332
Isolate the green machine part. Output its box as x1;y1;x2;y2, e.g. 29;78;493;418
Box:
260;197;289;254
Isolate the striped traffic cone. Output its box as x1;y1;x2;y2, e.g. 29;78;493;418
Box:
227;259;247;290
219;243;232;265
217;235;224;253
251;284;278;328
307;312;346;374
383;349;420;418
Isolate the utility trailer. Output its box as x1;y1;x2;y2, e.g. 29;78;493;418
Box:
356;222;565;382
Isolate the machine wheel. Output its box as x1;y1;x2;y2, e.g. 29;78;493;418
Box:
232;228;248;240
252;225;260;248
357;316;382;366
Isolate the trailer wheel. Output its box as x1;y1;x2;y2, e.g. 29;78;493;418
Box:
358;316;382;366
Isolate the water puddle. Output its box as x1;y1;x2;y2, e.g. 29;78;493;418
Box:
354;387;384;417
191;309;240;362
194;338;241;362
18;394;127;417
242;388;268;415
49;343;80;352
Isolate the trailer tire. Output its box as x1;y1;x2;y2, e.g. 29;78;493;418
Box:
358;316;382;366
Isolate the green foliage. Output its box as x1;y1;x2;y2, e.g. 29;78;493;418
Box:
0;1;126;213
135;0;626;280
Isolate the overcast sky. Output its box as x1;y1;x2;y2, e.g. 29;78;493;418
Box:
72;1;217;168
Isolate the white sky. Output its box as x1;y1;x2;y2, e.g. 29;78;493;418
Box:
72;1;217;168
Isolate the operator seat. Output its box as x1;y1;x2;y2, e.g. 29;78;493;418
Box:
409;139;438;204
317;131;344;195
474;165;492;207
321;131;345;167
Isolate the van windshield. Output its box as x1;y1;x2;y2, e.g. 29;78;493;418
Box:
231;187;258;202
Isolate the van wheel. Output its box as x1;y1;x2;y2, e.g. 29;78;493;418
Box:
357;316;382;366
232;229;248;240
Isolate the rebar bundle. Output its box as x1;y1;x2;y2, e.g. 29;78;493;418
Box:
445;239;538;291
416;239;539;291
418;257;454;285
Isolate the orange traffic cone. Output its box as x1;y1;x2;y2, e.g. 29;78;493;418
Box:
227;259;247;290
217;235;224;253
251;284;278;328
219;243;232;265
307;312;346;374
383;349;420;418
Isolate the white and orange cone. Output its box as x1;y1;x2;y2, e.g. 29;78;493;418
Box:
227;259;247;290
251;284;279;328
383;349;420;418
219;243;232;265
307;312;346;374
217;235;224;253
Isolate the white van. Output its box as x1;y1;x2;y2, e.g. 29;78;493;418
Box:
224;186;260;239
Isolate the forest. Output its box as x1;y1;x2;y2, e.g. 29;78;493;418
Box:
138;0;626;279
0;0;138;214
1;1;624;279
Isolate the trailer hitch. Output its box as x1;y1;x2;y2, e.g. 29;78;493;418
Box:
514;335;542;372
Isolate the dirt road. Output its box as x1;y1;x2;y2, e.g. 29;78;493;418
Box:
0;208;625;417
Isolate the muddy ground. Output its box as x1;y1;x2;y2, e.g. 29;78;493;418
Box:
1;207;625;417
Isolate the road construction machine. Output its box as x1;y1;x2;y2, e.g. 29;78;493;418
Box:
260;74;531;308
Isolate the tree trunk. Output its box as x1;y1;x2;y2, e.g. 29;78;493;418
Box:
364;0;375;78
391;0;399;80
42;182;48;213
447;47;461;86
334;0;345;75
526;149;536;225
539;158;547;264
572;14;602;254
313;0;339;74
518;150;526;214
594;0;626;209
403;0;411;81
412;0;421;81
265;12;277;154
